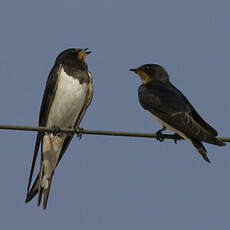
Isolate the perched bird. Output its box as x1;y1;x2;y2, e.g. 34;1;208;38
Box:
25;48;93;209
130;64;225;163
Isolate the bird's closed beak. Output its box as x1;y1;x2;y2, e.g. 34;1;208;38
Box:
129;68;138;73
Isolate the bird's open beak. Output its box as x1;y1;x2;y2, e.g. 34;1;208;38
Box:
84;48;92;55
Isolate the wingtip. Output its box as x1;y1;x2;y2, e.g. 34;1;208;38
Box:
25;196;30;203
43;202;48;210
204;157;211;163
217;140;226;146
25;174;39;204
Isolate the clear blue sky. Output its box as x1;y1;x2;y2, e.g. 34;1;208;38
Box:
0;0;230;229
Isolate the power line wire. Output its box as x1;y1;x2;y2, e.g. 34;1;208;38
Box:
0;124;229;142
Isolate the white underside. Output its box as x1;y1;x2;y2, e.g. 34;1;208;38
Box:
41;68;89;188
152;114;192;144
47;67;88;128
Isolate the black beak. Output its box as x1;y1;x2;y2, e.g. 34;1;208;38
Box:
129;68;138;72
84;48;92;55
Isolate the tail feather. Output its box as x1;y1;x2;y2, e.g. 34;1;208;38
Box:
25;161;55;210
37;162;44;207
42;175;54;209
37;187;43;207
26;132;66;209
37;177;53;209
190;138;211;163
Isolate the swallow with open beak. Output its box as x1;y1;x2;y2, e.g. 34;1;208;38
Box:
26;48;93;209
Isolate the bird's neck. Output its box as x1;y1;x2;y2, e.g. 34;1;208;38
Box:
146;79;170;85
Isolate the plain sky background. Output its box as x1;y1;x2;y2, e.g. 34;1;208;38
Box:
0;0;230;229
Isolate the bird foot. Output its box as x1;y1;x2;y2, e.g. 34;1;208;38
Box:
173;133;182;144
77;127;84;140
155;130;165;142
51;126;61;136
155;127;166;142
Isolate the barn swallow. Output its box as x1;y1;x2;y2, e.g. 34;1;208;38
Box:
130;64;225;163
25;48;93;209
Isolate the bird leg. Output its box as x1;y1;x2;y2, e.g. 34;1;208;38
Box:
173;133;183;144
77;127;85;140
155;126;166;142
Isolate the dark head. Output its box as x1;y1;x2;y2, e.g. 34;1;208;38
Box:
130;64;170;84
55;48;91;65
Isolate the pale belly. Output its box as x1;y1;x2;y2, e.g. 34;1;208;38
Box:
47;68;88;128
